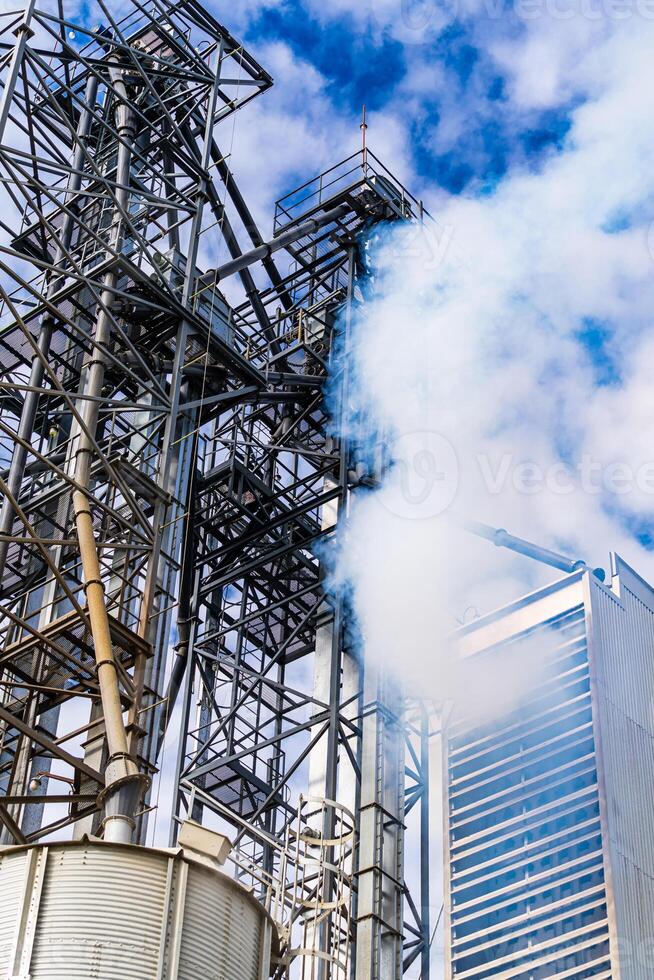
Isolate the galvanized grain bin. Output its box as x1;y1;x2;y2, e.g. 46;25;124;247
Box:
0;838;274;979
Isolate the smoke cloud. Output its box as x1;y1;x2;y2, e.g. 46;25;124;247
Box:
331;14;654;710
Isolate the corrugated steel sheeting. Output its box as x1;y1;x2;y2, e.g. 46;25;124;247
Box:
0;848;26;976
0;839;272;980
446;604;612;979
29;844;169;979
590;560;654;979
178;861;264;980
444;555;654;980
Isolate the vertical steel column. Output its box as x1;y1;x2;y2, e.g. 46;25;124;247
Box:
0;70;98;576
134;43;226;843
355;665;404;980
305;245;359;976
0;0;35;138
420;705;430;980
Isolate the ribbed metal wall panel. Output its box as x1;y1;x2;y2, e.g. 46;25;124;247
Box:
590;563;654;980
0;849;26;976
0;840;272;980
446;605;612;979
178;862;263;980
444;557;654;980
29;843;169;980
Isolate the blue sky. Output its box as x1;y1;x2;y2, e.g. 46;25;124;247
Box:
224;0;589;208
242;4;575;193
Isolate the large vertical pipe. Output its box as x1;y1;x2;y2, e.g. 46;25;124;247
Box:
0;71;99;576
67;60;146;845
355;668;404;980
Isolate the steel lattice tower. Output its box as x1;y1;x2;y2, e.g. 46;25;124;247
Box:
0;2;434;977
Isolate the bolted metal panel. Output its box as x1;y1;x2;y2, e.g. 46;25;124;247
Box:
587;557;654;979
0;849;26;976
0;840;272;980
178;861;263;980
442;554;654;980
29;843;169;979
445;574;612;979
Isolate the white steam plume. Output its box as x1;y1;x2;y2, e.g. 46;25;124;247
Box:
332;16;654;709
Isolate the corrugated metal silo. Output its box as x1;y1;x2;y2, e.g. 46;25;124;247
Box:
0;836;274;980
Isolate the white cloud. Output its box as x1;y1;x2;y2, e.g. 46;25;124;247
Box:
332;12;654;709
225;40;359;230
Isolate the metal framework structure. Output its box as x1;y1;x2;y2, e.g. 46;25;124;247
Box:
0;2;434;977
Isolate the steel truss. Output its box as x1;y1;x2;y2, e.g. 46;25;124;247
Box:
172;153;435;978
0;1;435;976
0;0;271;841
